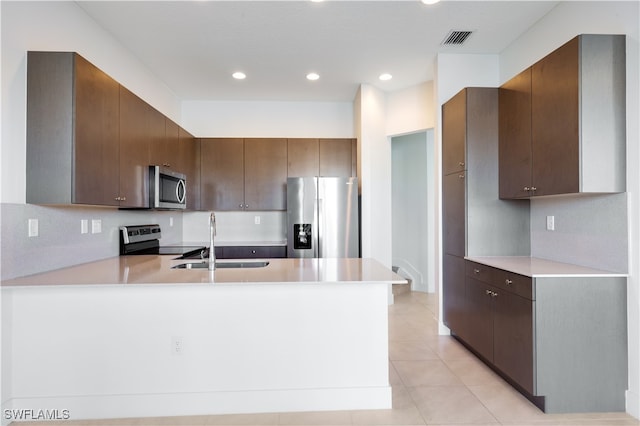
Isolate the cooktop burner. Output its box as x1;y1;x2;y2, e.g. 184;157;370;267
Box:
120;224;205;257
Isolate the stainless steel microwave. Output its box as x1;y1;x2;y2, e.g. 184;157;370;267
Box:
149;166;186;209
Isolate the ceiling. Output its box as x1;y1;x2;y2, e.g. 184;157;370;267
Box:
76;0;559;102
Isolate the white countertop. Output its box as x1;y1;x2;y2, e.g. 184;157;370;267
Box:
1;257;407;288
465;256;627;278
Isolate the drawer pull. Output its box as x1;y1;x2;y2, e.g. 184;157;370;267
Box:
485;289;492;295
474;269;480;274
505;279;513;285
491;291;498;297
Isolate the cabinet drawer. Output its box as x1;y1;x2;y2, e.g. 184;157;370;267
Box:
466;261;494;284
466;261;534;300
492;269;533;300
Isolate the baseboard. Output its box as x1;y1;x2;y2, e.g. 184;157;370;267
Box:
627;389;640;420
3;386;392;422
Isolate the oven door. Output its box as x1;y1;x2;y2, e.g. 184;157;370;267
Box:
150;166;187;209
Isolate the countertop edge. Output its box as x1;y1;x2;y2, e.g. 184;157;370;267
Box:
465;256;628;278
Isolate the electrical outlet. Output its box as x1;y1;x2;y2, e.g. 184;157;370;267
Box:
81;219;89;234
546;215;555;231
171;336;184;355
28;218;39;237
254;215;261;225
91;219;102;234
169;217;174;227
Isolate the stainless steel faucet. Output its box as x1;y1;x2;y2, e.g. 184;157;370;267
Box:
209;212;216;271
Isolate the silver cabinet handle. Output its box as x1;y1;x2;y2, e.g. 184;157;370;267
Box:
485;289;492;295
531;187;537;192
458;174;465;179
505;279;513;285
524;186;531;191
491;291;498;297
474;269;480;274
458;162;465;167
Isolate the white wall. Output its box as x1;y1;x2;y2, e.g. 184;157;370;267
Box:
499;2;640;418
356;85;392;269
386;81;435;136
182;101;353;138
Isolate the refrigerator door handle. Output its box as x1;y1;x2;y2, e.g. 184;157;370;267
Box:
317;197;323;258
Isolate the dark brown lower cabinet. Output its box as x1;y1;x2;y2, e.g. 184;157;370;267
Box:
493;286;534;394
443;254;467;340
459;260;629;414
464;261;535;395
217;246;287;259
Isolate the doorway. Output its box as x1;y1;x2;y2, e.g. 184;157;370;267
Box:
391;130;435;293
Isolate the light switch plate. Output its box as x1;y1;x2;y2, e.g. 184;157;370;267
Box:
91;219;102;234
546;215;555;231
28;218;39;237
81;219;89;234
254;215;261;225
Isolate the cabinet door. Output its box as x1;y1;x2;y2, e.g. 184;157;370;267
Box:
180;130;200;211
493;289;534;394
245;138;288;210
465;276;495;362
442;172;466;257
118;86;150;207
531;37;580;196
200;138;244;210
73;54;120;205
149;116;178;168
443;254;467;339
288;138;319;177
442;89;467;175
499;68;533;199
319;139;354;177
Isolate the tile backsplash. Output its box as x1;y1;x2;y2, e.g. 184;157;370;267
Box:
530;193;628;273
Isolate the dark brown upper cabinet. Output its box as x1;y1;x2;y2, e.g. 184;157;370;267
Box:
200;138;245;211
118;86;152;208
499;34;626;199
200;138;287;211
244;138;288;210
287;138;356;178
442;90;467;176
180;129;200;211
27;51;121;206
288;138;320;177
319;138;356;177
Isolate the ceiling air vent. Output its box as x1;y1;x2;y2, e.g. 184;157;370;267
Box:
441;30;473;46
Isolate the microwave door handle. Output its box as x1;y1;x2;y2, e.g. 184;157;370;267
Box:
176;179;186;204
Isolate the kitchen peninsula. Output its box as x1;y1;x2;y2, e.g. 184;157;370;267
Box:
2;257;405;421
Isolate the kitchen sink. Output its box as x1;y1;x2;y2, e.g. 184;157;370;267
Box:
172;261;270;269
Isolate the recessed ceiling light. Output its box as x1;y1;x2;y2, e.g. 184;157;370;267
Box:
379;73;393;81
421;0;440;4
232;71;246;80
306;72;320;81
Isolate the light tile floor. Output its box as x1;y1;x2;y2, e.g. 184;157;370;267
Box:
12;290;639;426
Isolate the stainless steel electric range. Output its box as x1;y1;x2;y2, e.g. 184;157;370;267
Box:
119;224;206;258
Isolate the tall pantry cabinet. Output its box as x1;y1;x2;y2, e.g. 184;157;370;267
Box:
441;87;530;341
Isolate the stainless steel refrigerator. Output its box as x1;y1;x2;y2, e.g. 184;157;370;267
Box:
287;177;359;258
